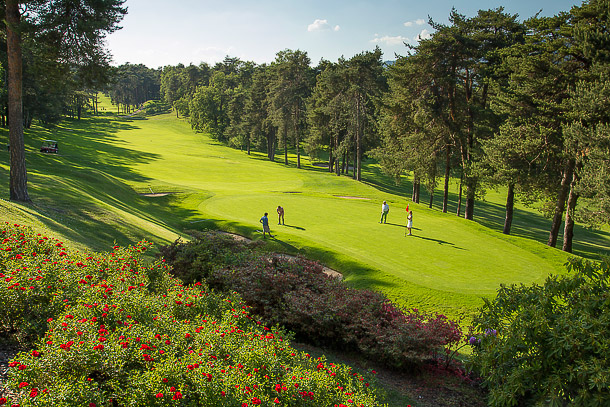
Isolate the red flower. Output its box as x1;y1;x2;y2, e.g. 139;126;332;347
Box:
0;397;6;405
89;403;96;407
172;392;183;400
251;397;262;405
155;393;163;398
29;388;38;398
18;382;29;388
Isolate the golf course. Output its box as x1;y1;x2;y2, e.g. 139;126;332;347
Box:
2;95;608;324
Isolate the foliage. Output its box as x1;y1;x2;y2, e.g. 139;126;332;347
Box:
469;257;610;406
1;223;384;406
107;64;161;113
157;232;259;285
162;233;463;370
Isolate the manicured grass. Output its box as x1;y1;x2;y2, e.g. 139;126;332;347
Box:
0;96;607;323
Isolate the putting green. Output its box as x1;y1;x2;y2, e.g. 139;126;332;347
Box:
204;193;559;296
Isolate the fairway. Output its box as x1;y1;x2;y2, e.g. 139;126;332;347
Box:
0;99;595;321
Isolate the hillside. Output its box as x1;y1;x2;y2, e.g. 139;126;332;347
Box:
1;97;608;322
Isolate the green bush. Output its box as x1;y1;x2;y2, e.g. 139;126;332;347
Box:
470;258;610;407
1;223;384;406
158;232;257;285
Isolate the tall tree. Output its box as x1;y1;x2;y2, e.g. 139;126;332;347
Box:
269;49;313;168
344;48;385;181
4;0;127;201
307;60;352;175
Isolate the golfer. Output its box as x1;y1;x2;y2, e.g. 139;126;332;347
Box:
277;205;285;225
260;212;273;238
406;211;413;235
380;201;389;223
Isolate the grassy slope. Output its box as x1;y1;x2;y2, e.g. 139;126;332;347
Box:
1;97;607;323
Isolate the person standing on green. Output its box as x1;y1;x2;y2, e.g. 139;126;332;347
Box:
406;211;413;235
380;201;389;224
277;205;285;225
260;212;273;238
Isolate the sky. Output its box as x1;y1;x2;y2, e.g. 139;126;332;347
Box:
105;0;583;69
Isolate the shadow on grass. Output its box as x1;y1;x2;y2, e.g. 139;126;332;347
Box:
410;234;466;249
282;224;306;230
0;114;205;251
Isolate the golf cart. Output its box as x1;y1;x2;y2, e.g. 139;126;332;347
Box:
40;140;58;154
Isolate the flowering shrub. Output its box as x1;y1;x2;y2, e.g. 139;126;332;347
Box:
1;223;383;406
164;233;463;370
470;258;610;407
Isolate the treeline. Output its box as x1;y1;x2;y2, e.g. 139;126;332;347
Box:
159;51;385;180
153;1;609;254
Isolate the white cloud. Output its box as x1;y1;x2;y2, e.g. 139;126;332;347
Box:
371;34;409;46
308;19;340;32
404;18;426;27
415;29;431;42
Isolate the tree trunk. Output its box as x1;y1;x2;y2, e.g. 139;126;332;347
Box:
7;0;30;202
562;171;579;253
443;145;450;213
415;182;420;204
335;150;340;176
456;173;463;217
267;128;276;161
294;110;301;169
429;188;434;208
503;183;515;235
352;137;357;179
464;179;475;220
548;159;575;247
411;175;417;201
329;145;334;173
356;97;362;181
283;127;288;165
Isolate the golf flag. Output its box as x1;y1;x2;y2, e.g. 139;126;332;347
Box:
406;204;409;212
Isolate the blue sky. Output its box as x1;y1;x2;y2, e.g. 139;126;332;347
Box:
105;0;582;69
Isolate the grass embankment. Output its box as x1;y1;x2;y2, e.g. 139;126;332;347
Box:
0;96;608;323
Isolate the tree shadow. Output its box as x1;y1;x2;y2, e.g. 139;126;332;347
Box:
0;114;206;250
